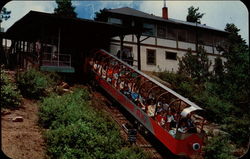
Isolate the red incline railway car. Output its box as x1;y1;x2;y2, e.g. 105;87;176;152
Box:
88;49;207;157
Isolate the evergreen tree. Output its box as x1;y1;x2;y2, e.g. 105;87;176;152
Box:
0;7;11;23
178;46;211;83
0;7;11;65
212;56;224;83
217;23;249;106
186;6;205;24
94;8;109;22
54;0;77;18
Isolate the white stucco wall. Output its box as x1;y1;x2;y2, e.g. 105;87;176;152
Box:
158;38;177;48
178;41;196;51
110;36;224;73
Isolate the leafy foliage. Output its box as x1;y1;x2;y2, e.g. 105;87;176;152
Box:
54;0;77;18
156;71;198;99
39;88;149;159
0;70;22;108
94;8;109;22
222;115;250;146
17;69;58;99
204;135;234;159
219;23;249;106
39;88;90;129
158;23;250;149
178;47;211;83
112;146;149;159
194;90;234;123
0;7;11;23
186;6;205;24
212;57;224;83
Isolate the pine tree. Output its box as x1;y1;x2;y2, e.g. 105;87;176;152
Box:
54;0;77;18
186;6;205;24
212;56;224;83
0;7;11;23
178;46;211;83
94;8;109;22
221;23;249;106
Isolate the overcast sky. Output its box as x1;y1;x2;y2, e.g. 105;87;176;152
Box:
1;1;249;44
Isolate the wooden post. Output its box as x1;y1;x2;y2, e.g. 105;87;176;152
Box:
119;35;124;59
57;27;61;66
136;34;141;71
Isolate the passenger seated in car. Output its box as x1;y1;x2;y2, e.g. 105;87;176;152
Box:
156;111;166;127
177;121;188;133
131;92;139;102
101;65;107;79
121;82;130;97
166;109;175;130
112;67;120;87
147;99;156;118
138;97;147;111
155;101;164;115
186;114;197;133
106;66;113;83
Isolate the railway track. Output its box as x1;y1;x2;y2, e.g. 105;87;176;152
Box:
91;89;164;159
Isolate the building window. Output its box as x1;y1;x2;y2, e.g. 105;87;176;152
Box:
186;30;196;43
108;17;122;24
178;29;187;42
157;24;166;38
166;51;177;60
166;27;176;40
147;49;156;65
143;23;156;36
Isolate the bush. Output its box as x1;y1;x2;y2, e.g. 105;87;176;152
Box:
112;146;150;159
39;88;90;129
194;91;234;123
204;135;234;159
156;71;201;100
39;88;149;159
45;120;123;159
222;115;250;147
0;70;22;108
17;69;57;98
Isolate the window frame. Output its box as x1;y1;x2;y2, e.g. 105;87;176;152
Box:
165;51;177;60
108;17;122;25
146;49;156;65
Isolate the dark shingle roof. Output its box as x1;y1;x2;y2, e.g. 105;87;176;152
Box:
107;7;226;33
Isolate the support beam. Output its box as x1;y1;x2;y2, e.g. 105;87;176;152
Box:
119;35;124;59
57;27;61;67
136;34;141;71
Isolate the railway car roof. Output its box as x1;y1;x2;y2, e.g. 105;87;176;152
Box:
99;49;203;112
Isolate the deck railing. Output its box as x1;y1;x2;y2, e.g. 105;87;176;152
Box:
42;53;71;67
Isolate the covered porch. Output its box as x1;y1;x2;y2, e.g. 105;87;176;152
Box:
4;11;138;76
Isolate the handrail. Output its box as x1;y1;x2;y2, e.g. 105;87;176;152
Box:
42;53;72;67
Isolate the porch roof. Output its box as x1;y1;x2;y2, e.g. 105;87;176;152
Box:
5;11;139;41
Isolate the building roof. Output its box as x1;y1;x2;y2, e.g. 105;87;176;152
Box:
6;10;139;40
107;7;227;33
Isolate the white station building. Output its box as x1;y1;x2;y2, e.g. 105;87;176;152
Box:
100;7;228;72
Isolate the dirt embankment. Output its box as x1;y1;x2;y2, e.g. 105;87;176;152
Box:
1;99;46;159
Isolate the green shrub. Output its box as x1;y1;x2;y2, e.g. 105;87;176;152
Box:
45;120;123;159
39;88;90;129
222;115;250;147
0;71;22;108
204;135;234;159
194;91;234;123
112;146;150;159
40;88;148;159
17;69;57;98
